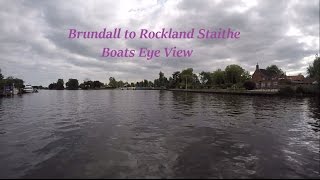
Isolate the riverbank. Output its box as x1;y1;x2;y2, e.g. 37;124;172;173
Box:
168;88;320;97
168;89;280;96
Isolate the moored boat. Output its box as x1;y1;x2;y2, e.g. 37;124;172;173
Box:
23;85;35;93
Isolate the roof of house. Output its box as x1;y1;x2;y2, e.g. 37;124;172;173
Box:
256;69;283;78
303;77;317;84
258;69;272;77
287;75;305;81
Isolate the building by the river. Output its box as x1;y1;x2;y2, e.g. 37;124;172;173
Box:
252;64;317;89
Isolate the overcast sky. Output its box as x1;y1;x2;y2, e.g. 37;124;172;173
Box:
0;0;319;86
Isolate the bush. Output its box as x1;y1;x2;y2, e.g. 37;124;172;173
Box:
243;81;256;90
279;86;295;96
216;84;228;89
225;83;233;89
295;86;305;94
301;85;320;95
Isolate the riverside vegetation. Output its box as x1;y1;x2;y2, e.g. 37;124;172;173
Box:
47;56;319;96
1;56;319;96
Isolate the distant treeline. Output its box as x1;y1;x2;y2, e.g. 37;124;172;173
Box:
1;55;318;92
46;55;319;91
48;64;253;90
48;79;104;90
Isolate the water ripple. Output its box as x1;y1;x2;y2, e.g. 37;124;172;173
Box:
0;90;319;178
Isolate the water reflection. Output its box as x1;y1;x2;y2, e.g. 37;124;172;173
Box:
306;97;320;132
172;127;257;178
171;91;200;118
0;90;319;178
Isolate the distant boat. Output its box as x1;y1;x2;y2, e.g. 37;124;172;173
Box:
13;88;19;95
23;85;35;93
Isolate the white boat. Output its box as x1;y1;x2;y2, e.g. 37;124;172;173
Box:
23;85;35;93
13;88;19;95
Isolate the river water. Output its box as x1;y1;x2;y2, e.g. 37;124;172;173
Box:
0;90;319;178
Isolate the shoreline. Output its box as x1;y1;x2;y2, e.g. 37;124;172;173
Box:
167;88;319;97
167;89;278;96
1;88;318;98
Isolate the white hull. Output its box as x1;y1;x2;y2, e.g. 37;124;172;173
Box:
23;89;34;93
23;85;35;93
13;88;19;95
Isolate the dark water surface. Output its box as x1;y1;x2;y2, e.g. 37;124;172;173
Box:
0;90;319;178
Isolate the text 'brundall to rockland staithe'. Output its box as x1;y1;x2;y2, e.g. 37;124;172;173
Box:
68;28;241;60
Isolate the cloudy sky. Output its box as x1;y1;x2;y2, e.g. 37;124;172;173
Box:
0;0;319;86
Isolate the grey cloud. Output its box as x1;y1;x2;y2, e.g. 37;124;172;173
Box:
0;0;319;86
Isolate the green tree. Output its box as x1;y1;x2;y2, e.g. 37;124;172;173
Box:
241;71;251;82
154;71;168;88
80;81;91;89
0;68;3;80
117;80;124;88
108;77;118;88
66;79;79;90
192;73;201;88
159;71;164;87
212;69;225;86
180;68;199;89
143;79;148;87
92;81;103;88
266;65;284;76
307;56;320;82
169;71;181;88
80;80;104;89
0;71;24;91
148;81;154;87
56;79;64;90
225;65;245;84
0;69;5;90
180;68;193;89
48;83;57;90
199;71;213;88
154;79;159;87
5;76;24;89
